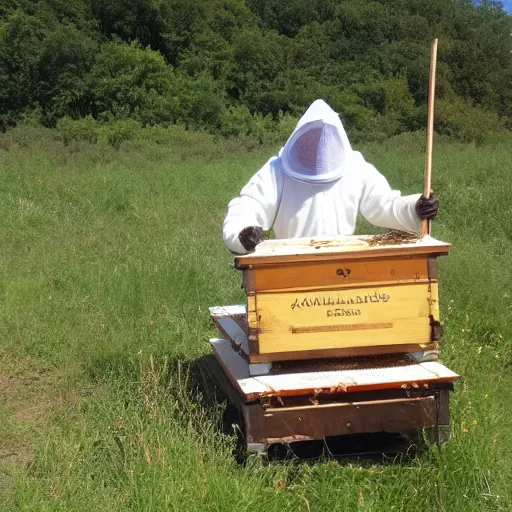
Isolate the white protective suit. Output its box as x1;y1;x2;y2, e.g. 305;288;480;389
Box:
223;99;421;255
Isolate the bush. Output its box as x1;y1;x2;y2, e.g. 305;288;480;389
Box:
102;119;142;149
0;12;47;123
435;97;505;145
18;106;45;127
218;104;276;142
0;10;98;127
56;116;141;148
180;73;226;130
85;42;231;132
330;92;391;143
56;116;101;145
86;40;185;125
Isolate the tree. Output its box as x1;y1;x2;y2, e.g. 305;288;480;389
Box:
0;0;510;141
85;40;184;125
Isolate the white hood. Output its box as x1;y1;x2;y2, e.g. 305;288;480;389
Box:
280;99;352;183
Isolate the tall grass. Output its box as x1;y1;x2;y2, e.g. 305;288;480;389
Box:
0;126;511;510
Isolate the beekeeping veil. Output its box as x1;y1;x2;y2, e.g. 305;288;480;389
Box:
280;99;352;183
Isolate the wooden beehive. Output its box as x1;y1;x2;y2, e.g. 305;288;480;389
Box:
234;234;450;363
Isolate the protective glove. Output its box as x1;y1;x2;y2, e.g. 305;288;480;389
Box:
238;226;264;252
415;193;439;220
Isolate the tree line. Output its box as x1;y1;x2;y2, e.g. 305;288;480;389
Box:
1;0;511;143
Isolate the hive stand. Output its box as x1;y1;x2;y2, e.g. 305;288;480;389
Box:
205;336;458;461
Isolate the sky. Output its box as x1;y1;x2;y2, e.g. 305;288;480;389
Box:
503;0;512;13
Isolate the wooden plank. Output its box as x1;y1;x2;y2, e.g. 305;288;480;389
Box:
344;362;459;392
243;269;256;294
209;338;270;401
427;257;437;280
203;354;252;411
420;362;459;380
244;256;429;293
216;317;249;354
428;281;440;320
261;397;438;440
209;305;246;319
253;362;459;397
437;388;450;425
235;234;450;267
247;294;260;354
248;342;439;363
210;306;250;358
209;339;458;400
246;279;432;295
246;295;257;325
249;362;273;376
254;283;436;354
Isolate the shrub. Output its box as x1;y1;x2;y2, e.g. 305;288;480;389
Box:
180;72;227;130
0;10;98;127
435;96;504;145
102;119;142;149
56;116;101;145
218;104;276;143
56;116;141;148
218;105;257;138
86;40;185;125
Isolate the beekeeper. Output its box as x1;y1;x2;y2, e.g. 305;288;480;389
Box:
223;99;438;254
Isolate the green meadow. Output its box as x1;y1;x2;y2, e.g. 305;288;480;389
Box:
1;126;511;511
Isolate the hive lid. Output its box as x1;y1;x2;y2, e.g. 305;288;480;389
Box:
235;233;451;267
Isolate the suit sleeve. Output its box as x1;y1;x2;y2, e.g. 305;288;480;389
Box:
359;161;421;233
222;160;281;254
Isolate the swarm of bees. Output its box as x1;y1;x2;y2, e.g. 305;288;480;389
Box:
366;230;421;246
308;230;421;250
271;354;413;375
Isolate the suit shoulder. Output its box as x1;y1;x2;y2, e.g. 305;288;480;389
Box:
250;156;283;187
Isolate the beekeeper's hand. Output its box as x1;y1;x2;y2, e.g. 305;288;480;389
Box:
415;193;439;220
238;226;264;252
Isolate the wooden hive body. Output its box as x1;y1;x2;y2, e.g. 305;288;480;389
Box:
235;234;450;363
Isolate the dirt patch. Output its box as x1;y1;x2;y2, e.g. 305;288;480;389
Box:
0;371;48;493
0;373;11;392
0;444;35;496
0;448;19;461
14;403;48;421
0;372;20;409
0;363;53;413
0;369;46;431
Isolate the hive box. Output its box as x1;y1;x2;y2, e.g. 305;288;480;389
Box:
234;234;451;363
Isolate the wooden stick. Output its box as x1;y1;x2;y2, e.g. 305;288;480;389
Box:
422;38;438;237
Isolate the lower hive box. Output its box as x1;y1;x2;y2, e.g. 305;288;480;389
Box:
233;233;451;363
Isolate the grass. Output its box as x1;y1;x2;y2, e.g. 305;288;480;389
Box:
0;125;511;510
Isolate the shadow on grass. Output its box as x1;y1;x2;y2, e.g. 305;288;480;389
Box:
86;351;228;426
266;433;424;465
